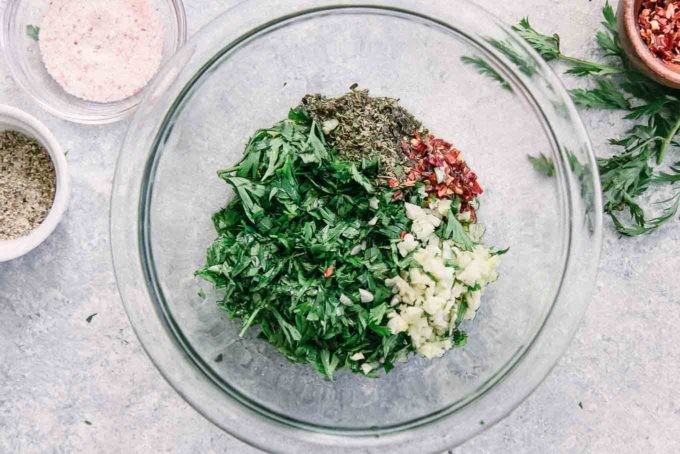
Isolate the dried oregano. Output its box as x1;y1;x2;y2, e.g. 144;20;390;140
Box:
301;88;425;179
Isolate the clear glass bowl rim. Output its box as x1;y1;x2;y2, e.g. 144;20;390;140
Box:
110;0;603;452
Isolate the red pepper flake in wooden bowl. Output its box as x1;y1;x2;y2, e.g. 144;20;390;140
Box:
401;132;483;221
639;0;680;64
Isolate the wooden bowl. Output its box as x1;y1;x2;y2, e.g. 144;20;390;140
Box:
618;0;680;89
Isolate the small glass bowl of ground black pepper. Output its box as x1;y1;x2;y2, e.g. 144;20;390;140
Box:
0;105;69;262
1;0;187;124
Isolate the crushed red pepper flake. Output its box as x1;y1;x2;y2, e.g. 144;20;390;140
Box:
401;132;483;221
639;0;680;64
324;266;334;278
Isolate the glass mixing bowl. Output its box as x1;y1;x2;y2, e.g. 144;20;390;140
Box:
1;0;187;124
111;0;603;451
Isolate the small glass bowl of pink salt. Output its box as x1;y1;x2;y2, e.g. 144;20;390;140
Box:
1;0;187;124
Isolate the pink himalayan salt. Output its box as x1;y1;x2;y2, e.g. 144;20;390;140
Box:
39;0;164;103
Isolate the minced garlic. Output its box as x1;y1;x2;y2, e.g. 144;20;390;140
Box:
385;201;500;359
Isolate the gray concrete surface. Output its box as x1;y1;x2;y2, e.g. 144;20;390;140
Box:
1;1;679;453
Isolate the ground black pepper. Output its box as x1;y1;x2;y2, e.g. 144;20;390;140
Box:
0;130;56;240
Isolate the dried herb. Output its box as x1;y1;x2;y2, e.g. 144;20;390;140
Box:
86;313;98;323
301;88;424;179
0;130;56;240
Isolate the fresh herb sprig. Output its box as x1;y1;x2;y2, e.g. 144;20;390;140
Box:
512;18;622;77
461;56;513;92
197;109;449;379
26;25;40;41
484;2;680;236
528;153;556;177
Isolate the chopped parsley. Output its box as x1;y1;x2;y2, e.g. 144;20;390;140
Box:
196;108;426;379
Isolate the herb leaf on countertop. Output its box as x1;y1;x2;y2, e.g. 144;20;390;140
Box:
528;153;556;177
26;25;40;41
461;56;513;92
569;79;631;110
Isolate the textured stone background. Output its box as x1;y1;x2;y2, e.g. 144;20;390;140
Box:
1;1;679;453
